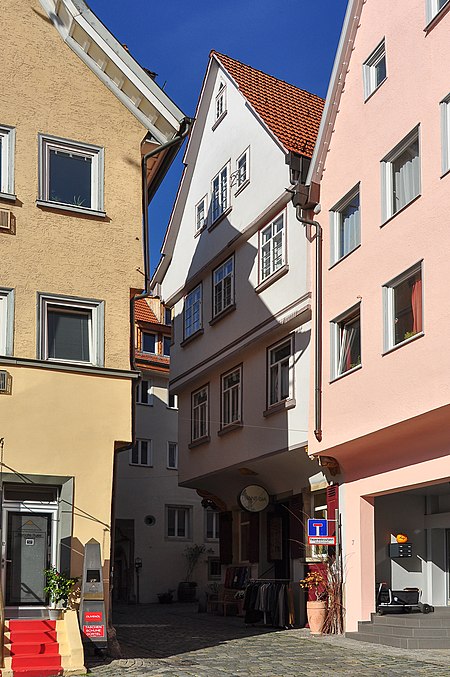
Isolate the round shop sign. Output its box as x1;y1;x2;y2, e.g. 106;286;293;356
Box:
238;485;270;513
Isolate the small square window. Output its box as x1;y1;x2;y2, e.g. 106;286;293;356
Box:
168;393;178;409
137;379;153;405
331;305;361;380
0;288;14;356
426;0;450;23
211;163;230;223
0;125;15;197
164;307;172;326
205;508;220;540
141;332;156;354
195;196;207;234
213;256;234;317
383;264;423;352
260;214;285;282
166;506;191;539
38;293;104;366
192;385;209;442
235;148;250;191
184;285;202;339
130;439;153;466
440;94;450;175
330;185;360;264
215;83;227;122
208;557;221;580
163;335;171;356
381;127;420;222
221;366;242;428
268;337;293;407
363;39;387;100
38;134;104;214
167;442;178;469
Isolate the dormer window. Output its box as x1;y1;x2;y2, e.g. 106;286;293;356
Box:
215;83;227;123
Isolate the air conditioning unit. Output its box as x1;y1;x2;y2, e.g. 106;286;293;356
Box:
0;209;12;231
0;370;8;393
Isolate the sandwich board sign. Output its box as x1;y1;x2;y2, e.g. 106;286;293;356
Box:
307;518;336;546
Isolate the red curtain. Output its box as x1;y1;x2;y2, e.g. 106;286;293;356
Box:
411;277;422;334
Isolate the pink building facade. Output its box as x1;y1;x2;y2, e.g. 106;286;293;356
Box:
303;0;450;632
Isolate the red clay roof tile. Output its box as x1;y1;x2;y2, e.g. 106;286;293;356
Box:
135;298;159;324
212;52;324;158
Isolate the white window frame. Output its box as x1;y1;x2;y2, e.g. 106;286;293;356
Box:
168;393;178;409
259;213;286;282
166;505;191;540
235;147;250;192
330;304;362;380
184;284;202;339
381;126;421;223
129;439;153;467
330;184;361;265
426;0;450;24
0;125;15;198
310;489;328;561
0;288;14;356
38;134;105;215
441;94;450;176
137;379;153;406
215;83;227;122
267;336;294;407
191;385;209;442
205;508;220;541
363;39;387;100
195;196;207;234
167;442;178;470
383;262;423;353
213;256;234;317
220;365;242;428
38;293;104;366
211;162;230;224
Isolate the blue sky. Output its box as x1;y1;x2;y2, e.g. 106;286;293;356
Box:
89;0;348;273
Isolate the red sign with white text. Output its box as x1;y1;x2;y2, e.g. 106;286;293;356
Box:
85;612;103;622
83;624;105;638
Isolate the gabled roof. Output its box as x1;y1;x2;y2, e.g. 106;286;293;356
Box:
212;52;324;158
135;298;159;324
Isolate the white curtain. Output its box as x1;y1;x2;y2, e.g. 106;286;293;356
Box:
338;323;357;375
393;141;419;212
340;197;360;257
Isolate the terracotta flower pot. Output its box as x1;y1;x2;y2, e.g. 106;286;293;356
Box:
307;600;326;634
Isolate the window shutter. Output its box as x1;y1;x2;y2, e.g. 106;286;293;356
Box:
289;494;304;559
219;511;233;564
326;484;339;537
248;512;260;563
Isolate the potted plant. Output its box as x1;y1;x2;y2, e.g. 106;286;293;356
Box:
44;566;78;620
157;589;175;604
299;569;328;634
178;544;206;602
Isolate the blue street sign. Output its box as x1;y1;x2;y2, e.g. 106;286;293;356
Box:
307;518;328;537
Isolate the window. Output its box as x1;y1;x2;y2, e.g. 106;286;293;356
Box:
260;214;285;282
381;127;420;222
192;385;209;442
38;294;104;365
441;94;450;175
426;0;450;23
0;125;15;197
363;39;387;100
184;285;202;339
221;366;242;428
211;163;229;223
208;557;221;580
236;148;250;191
166;506;191;539
195;196;207;233
331;305;361;379
168;393;178;409
215;83;226;121
310;490;328;560
167;442;178;469
205;508;219;540
163;336;171;356
330;185;360;264
383;264;423;351
130;439;153;466
0;288;14;356
137;379;153;405
38;135;104;213
164;307;172;326
142;332;156;354
268;337;293;407
213;257;234;317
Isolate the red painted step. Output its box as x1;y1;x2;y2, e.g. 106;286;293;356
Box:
6;619;63;677
10;669;63;677
9;641;60;655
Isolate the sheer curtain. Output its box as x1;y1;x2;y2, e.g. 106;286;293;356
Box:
340;195;360;258
338;322;358;375
393;140;419;212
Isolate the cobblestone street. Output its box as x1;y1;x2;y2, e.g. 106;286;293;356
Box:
86;603;450;676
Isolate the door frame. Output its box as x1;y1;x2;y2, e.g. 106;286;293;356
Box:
2;501;59;609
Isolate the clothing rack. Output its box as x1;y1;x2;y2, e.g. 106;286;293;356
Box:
244;578;295;628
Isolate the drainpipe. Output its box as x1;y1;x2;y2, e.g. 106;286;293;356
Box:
294;207;323;442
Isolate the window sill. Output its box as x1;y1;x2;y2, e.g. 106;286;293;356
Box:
255;264;289;293
166;466;178;470
36;199;106;218
380;193;421;228
364;76;387;103
218;422;243;436
180;328;204;347
263;398;296;417
329;244;361;270
330;363;362;384
0;192;17;203
208;206;233;232
212;110;227;130
165;537;192;542
209;303;236;326
382;331;424;356
188;435;211;449
424;1;450;31
137;402;153;407
235;179;250;197
194;225;207;238
441;167;450;180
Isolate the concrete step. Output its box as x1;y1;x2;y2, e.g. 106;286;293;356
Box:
370;613;450;628
346;630;450;649
358;621;450;638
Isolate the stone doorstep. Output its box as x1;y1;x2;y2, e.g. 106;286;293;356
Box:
358;622;450;637
346;631;450;650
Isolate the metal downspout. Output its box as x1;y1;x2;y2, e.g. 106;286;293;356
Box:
295;207;323;442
